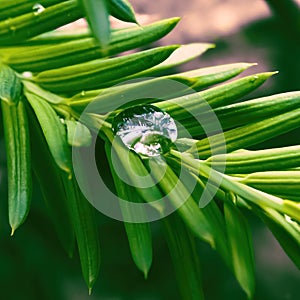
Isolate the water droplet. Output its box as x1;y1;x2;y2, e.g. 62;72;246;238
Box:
112;105;177;157
80;91;86;97
4;18;11;26
22;71;33;79
250;75;259;83
32;3;45;15
284;214;297;225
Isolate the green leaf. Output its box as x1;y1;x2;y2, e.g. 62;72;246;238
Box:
212;91;300;130
191;107;300;158
27;103;75;256
0;64;22;105
131;43;214;77
22;81;66;104
29;31;91;44
184;91;300;136
224;194;255;299
172;151;300;223
0;64;31;234
206;145;300;174
188;63;257;90
0;0;64;21
5;17;179;72
0;0;83;45
24;91;72;175
105;141;152;277
166;154;232;263
123;220;152;278
104;129;217;249
1;99;31;234
68;62;254;114
69;76;197;113
188;173;232;270
35;45;179;93
81;0;111;47
241;171;300;200
163;213;204;300
149;159;215;246
61;174;101;293
104;133;167;217
254;207;300;269
157;72;276;120
108;0;137;24
65;120;92;147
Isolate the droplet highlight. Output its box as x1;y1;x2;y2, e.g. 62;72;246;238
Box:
33;3;45;15
112;105;177;157
22;71;33;79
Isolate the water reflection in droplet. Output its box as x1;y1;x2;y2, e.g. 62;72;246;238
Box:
33;3;45;15
22;71;33;79
112;105;177;157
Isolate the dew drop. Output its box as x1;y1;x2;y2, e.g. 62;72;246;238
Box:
4;18;11;26
22;71;33;79
112;105;177;157
32;3;45;15
250;75;259;83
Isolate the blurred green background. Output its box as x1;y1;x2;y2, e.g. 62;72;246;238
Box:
0;0;300;299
